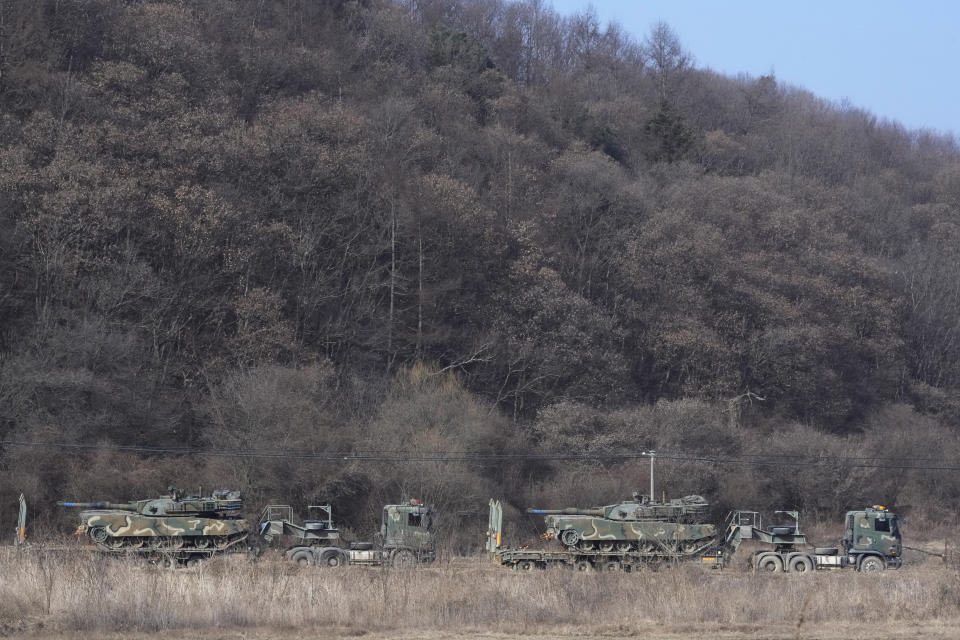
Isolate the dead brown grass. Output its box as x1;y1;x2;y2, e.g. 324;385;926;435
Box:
1;549;959;637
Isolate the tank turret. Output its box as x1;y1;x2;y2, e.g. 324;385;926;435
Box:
59;489;249;561
531;493;715;556
60;489;243;518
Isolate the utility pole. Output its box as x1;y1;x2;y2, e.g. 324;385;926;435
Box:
648;450;656;502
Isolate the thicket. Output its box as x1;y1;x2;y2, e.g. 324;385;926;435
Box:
2;0;960;545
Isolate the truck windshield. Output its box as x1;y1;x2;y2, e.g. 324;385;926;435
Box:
407;511;433;529
875;518;890;532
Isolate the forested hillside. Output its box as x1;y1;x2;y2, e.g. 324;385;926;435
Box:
2;0;960;543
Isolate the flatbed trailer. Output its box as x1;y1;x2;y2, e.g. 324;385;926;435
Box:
492;546;713;571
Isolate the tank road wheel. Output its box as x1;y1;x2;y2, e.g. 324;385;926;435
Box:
615;541;633;553
88;527;109;544
105;537;125;550
167;537;184;550
680;541;700;555
577;540;596;552
291;549;315;568
859;556;885;573
192;537;211;550
788;555;815;574
517;560;537;572
213;536;232;550
147;537;163;550
574;560;592;573
560;529;580;548
756;555;783;573
597;541;615;553
392;549;417;569
638;541;656;553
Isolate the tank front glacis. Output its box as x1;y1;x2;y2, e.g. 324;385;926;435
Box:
843;505;902;560
534;494;716;554
61;489;249;553
382;500;436;562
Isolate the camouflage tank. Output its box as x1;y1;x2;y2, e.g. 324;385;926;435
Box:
529;493;716;556
59;488;249;556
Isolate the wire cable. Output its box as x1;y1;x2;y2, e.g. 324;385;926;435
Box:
3;439;960;470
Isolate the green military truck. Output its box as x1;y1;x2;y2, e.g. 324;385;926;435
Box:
706;505;902;572
260;499;437;568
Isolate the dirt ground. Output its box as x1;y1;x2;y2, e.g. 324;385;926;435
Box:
13;623;960;640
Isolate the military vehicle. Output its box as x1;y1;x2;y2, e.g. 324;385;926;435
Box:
260;499;436;568
488;499;903;572
488;494;717;571
531;492;714;554
704;505;902;572
59;488;249;565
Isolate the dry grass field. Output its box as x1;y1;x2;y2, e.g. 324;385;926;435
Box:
1;548;958;639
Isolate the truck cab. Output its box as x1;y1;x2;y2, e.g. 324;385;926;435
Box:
381;500;436;564
842;505;902;568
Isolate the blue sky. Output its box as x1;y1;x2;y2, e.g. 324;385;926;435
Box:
549;0;960;137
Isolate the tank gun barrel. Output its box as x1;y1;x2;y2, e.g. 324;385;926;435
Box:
58;501;137;510
527;507;605;516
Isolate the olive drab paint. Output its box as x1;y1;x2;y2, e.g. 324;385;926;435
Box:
382;501;436;560
844;505;902;559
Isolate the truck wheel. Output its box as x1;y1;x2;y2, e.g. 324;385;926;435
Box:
602;561;622;572
859;556;884;573
320;550;344;568
788;555;814;573
291;549;314;568
392;549;416;568
756;555;783;572
517;560;536;572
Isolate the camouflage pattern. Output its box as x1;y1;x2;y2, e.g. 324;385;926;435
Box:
60;489;249;554
268;499;437;568
530;494;715;555
382;501;436;563
843;505;902;560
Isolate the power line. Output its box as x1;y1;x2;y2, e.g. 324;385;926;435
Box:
2;439;960;471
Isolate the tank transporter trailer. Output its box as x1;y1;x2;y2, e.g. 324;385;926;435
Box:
487;497;903;573
259;499;437;568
